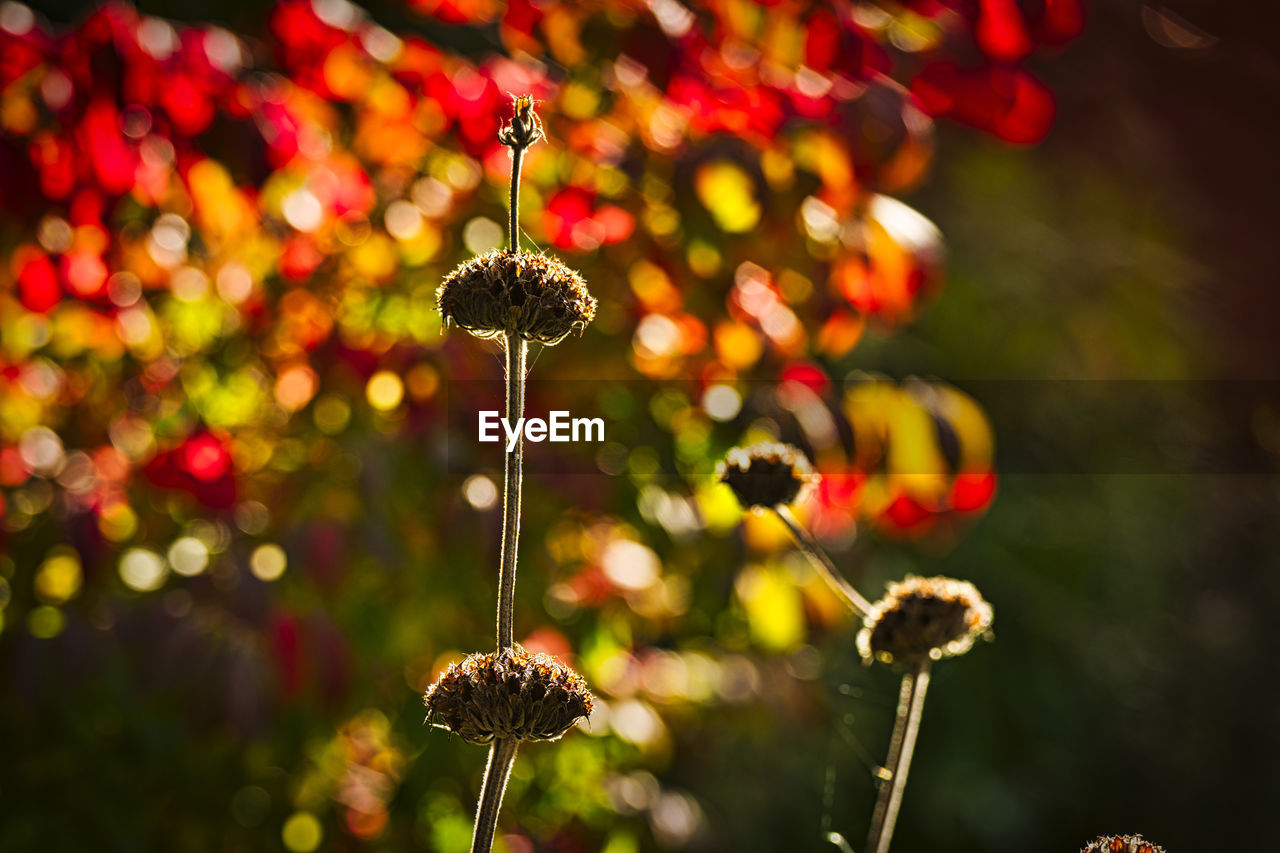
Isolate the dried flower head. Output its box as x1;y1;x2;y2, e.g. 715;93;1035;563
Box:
857;575;993;665
437;249;596;345
424;647;593;745
1081;835;1166;853
498;94;544;150
717;442;818;509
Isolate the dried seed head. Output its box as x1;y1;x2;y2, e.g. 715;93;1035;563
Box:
498;94;544;150
437;249;596;345
857;575;993;665
423;648;594;745
717;442;818;509
1081;835;1166;853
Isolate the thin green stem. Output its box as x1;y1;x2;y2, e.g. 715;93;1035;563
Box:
825;832;856;853
470;97;540;853
470;737;519;853
865;662;931;853
772;505;873;618
508;146;523;251
496;333;527;651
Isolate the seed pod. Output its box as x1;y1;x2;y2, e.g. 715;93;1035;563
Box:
1081;835;1166;853
717;442;818;509
857;575;993;665
424;648;594;745
498;94;544;150
437;250;596;345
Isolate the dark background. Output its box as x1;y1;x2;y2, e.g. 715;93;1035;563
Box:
894;2;1280;846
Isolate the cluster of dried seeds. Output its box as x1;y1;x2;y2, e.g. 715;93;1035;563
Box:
424;647;594;746
1080;835;1165;853
717;442;818;509
857;575;994;666
437;250;596;346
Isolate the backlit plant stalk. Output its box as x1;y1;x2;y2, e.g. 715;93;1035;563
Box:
427;97;597;853
717;442;872;617
856;575;992;853
492;96;541;656
864;661;929;853
474;100;537;852
719;443;993;853
772;504;872;618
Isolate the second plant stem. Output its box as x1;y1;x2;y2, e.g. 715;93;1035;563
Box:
865;661;931;853
772;505;873;618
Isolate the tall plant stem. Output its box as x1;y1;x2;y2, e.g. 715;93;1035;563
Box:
865;661;931;853
471;112;536;853
508;145;524;251
496;113;533;651
496;332;527;651
470;737;519;853
772;505;873;618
